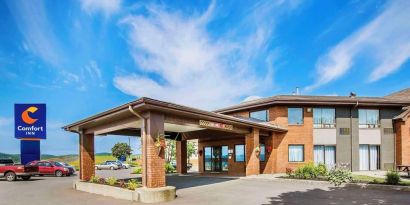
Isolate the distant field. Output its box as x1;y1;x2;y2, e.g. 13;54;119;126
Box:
1;152;140;169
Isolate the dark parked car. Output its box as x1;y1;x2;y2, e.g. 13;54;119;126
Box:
170;161;192;170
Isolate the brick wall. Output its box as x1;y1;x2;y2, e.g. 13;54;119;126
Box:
269;106;313;172
395;120;410;165
245;129;260;176
79;133;95;181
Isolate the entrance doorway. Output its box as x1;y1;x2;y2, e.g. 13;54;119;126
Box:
204;146;228;172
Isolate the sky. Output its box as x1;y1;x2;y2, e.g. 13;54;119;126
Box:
0;0;409;155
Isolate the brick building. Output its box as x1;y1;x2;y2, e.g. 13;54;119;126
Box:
64;88;410;190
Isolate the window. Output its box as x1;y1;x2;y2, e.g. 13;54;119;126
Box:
359;145;380;171
359;109;380;128
235;144;245;162
288;108;304;125
204;147;212;171
288;145;304;162
313;108;335;128
250;110;268;122
259;144;265;161
314;145;336;169
222;146;229;171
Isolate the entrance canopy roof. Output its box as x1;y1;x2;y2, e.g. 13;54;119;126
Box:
63;97;287;137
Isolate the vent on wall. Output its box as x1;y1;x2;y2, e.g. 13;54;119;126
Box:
383;128;394;135
339;128;350;135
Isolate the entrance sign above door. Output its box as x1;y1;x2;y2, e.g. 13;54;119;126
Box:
199;120;233;130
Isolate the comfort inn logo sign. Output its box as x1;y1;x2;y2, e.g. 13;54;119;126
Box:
14;104;46;139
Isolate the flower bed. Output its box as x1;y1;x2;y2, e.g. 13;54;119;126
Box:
88;175;142;190
284;163;410;187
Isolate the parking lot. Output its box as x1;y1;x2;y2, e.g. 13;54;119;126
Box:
1;169;410;205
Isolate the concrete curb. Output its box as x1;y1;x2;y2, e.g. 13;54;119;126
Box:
74;180;137;201
73;180;177;203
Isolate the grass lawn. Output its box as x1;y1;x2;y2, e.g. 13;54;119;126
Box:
352;174;410;186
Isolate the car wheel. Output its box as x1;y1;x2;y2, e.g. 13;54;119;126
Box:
21;176;31;181
55;170;63;177
39;174;44;176
110;166;114;170
5;172;16;182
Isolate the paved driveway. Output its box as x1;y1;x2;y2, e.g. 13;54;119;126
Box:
1;171;409;205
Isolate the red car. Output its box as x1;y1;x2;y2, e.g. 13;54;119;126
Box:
28;160;73;177
0;159;39;182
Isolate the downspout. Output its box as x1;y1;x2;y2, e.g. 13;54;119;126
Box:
128;105;148;187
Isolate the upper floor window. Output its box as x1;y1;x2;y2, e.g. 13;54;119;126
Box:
359;109;380;128
288;108;303;125
250;110;268;122
313;108;336;128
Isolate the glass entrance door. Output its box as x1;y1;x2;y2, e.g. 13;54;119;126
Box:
204;146;229;172
212;146;222;172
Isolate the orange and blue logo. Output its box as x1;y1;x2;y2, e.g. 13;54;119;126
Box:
15;104;46;139
21;106;38;125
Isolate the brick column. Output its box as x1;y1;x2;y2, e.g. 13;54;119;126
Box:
142;112;166;188
79;132;95;181
245;128;260;176
176;140;187;174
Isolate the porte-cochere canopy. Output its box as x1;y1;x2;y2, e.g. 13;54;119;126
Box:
63;97;287;188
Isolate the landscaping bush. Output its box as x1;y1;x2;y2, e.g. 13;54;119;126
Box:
127;179;141;190
89;175;100;183
165;162;175;173
315;163;328;176
386;170;400;185
327;168;352;186
293;162;323;179
132;166;142;174
106;177;117;186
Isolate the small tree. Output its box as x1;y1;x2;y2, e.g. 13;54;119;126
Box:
111;143;132;160
187;141;197;163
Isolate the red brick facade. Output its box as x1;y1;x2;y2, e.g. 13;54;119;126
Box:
79;133;95;181
198;105;314;174
395;119;410;165
245;128;260;176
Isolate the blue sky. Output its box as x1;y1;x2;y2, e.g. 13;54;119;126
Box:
1;0;409;155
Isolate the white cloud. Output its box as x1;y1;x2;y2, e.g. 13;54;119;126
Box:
115;1;302;110
307;0;410;90
84;60;105;87
80;0;122;17
243;96;262;102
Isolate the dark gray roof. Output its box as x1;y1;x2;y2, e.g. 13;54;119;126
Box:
393;106;410;121
215;94;410;114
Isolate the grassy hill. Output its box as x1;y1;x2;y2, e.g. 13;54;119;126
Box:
0;152;140;170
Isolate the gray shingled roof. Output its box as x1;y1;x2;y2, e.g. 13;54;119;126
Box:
393;106;410;121
215;94;410;113
385;88;410;101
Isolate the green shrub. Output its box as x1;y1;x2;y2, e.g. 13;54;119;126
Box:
327;168;352;186
129;161;140;167
293;162;320;179
165;162;175;173
132;166;142;174
89;175;100;183
106;177;117;186
386;170;400;185
315;163;328;176
127;179;141;190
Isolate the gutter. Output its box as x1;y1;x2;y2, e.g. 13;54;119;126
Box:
128;105;148;188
